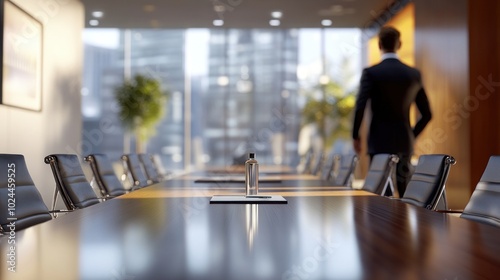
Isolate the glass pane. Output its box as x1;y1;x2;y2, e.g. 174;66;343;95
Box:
82;28;361;171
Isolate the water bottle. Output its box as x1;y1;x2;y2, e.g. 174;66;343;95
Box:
245;152;259;196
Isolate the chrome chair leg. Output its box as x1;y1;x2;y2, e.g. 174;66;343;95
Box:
51;188;59;218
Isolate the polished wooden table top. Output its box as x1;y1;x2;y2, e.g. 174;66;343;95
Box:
1;177;500;279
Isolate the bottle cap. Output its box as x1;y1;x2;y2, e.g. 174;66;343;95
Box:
248;152;255;159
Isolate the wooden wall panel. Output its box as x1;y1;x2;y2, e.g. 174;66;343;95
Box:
413;0;470;208
468;0;500;189
367;3;415;67
498;4;500;155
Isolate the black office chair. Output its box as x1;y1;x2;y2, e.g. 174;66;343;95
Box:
138;154;161;184
400;154;456;210
84;154;127;198
300;148;314;174
151;154;171;180
121;154;149;189
0;154;52;233
332;154;358;187
44;154;101;211
309;151;324;176
362;154;399;196
460;156;500;227
320;152;337;181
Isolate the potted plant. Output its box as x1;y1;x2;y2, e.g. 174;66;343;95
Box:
301;79;356;150
115;74;168;153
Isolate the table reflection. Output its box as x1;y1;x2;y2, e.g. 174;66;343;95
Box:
246;204;259;249
2;192;500;280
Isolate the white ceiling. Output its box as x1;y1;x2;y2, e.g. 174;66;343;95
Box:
80;0;397;29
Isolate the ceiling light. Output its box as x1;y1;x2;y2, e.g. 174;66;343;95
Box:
92;11;104;18
144;5;156;13
150;19;160;28
214;5;226;13
321;19;333;26
213;19;224;26
332;5;343;12
269;19;280;27
318;4;355;16
89;19;99;26
271;11;282;19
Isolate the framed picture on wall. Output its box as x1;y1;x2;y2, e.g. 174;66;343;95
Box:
0;0;43;111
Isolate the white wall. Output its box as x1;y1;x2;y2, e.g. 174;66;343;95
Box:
0;0;84;206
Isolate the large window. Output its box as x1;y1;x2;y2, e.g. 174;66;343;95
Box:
81;28;361;170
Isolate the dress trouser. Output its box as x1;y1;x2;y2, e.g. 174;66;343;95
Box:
394;154;413;197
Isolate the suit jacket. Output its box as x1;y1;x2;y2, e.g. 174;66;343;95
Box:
352;58;432;155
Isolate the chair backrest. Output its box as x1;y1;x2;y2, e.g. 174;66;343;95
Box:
44;154;101;210
310;151;324;176
151;154;170;179
332;154;358;187
301;148;314;174
138;154;160;184
0;154;52;232
460;156;500;227
320;153;337;181
400;154;455;210
362;154;399;196
84;154;127;198
121;154;149;189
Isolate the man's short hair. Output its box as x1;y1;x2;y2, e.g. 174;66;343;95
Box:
378;26;400;52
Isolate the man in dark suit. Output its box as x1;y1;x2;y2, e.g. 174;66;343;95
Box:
352;26;432;197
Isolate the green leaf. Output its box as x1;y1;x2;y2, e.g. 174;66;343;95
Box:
114;74;169;143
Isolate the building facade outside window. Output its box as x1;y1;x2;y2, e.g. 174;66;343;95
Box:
82;28;361;171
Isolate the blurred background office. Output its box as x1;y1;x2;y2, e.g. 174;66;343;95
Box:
1;0;500;210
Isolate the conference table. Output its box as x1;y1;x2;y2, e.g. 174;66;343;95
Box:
1;171;500;279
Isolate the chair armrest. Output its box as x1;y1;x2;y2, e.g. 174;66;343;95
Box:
49;209;73;218
435;209;463;214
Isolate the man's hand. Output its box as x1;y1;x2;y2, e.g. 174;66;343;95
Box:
353;138;362;154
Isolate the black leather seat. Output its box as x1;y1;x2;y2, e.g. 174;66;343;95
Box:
84;154;127;198
121;154;149;189
0;154;52;232
332;154;358;187
400;154;455;210
138;154;160;184
362;154;399;196
460;156;500;227
44;154;101;210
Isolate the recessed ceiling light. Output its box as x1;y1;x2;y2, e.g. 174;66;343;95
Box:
269;19;280;27
318;5;355;16
271;11;283;19
332;5;343;12
214;5;226;13
150;19;160;28
213;19;224;26
321;19;333;26
92;11;104;18
144;5;156;13
89;19;99;26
